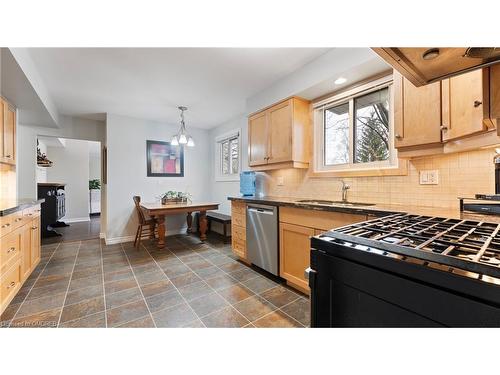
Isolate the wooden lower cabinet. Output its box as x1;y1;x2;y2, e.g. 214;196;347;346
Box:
279;206;369;295
0;206;41;315
230;201;247;261
279;223;314;293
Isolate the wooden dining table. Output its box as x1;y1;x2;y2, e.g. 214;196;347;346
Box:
140;201;219;249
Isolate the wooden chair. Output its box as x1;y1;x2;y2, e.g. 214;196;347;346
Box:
133;196;157;248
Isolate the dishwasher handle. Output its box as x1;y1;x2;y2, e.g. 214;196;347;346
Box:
247;206;275;215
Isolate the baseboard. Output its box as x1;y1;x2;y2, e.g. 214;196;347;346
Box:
104;227;187;245
64;217;90;223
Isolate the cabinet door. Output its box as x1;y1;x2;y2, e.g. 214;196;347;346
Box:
442;69;490;141
31;217;41;268
2;101;16;164
279;222;314;292
268;100;292;164
0;100;4;160
393;71;442;148
21;224;33;281
248;111;269;166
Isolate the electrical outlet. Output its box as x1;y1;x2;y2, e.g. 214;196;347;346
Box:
419;170;439;185
277;176;284;186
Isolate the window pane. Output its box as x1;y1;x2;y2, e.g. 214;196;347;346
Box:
324;102;349;165
221;141;229;174
354;88;390;164
230;138;239;174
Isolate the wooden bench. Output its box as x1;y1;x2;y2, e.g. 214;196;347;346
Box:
196;211;232;243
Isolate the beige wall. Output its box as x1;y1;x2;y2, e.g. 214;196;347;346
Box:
262;148;496;209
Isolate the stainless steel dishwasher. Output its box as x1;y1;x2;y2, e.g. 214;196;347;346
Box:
246;203;279;276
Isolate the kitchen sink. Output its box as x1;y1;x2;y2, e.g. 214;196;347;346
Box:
295;199;375;207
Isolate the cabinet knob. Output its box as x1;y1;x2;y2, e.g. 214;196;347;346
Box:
474;100;482;107
7;247;15;253
7;281;16;289
395;134;402;139
5;154;11;158
440;126;448;132
32;226;38;230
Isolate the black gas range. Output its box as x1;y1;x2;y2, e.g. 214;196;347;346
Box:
309;213;500;327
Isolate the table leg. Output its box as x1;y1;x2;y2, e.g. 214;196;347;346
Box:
157;215;166;249
199;210;208;241
186;212;193;234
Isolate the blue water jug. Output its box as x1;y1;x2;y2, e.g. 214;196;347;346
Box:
240;171;256;196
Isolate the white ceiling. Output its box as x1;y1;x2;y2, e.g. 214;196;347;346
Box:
26;48;331;129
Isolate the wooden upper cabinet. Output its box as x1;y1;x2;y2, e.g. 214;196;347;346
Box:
1;98;16;165
393;70;442;149
441;69;495;141
490;64;500;130
268;100;293;163
248;97;311;170
248;111;268;166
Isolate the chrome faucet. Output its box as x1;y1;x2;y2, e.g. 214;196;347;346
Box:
340;180;350;203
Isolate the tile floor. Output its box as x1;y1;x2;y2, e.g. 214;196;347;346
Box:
42;216;101;245
1;234;310;328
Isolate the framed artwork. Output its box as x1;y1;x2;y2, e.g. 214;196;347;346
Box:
146;140;184;177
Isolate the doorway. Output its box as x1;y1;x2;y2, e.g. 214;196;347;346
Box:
36;136;102;243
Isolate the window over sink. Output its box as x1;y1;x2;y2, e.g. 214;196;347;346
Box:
313;75;404;177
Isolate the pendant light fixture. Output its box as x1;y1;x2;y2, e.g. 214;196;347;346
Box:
171;106;195;147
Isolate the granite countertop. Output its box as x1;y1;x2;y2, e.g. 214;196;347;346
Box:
0;198;45;216
228;195;500;224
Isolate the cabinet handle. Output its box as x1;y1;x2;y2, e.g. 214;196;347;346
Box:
474;100;482;107
5;154;11;158
395;134;402;139
1;223;10;228
7;281;16;289
15;218;22;222
7;247;16;253
32;226;38;230
440;126;448;132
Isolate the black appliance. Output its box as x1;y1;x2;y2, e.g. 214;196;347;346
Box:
459;194;500;215
309;213;500;327
37;183;67;237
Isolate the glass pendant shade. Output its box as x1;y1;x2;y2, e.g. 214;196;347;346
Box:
178;133;188;144
171;106;194;147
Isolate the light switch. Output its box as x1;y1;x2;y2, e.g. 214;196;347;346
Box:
419;170;439;185
277;176;284;186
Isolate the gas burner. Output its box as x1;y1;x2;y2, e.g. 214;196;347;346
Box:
328;213;500;280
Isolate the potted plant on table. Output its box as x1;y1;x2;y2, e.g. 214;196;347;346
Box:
158;191;192;205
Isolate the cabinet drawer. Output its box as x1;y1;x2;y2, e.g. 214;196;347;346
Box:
231;201;246;215
232;225;246;243
10;211;26;231
0;214;15;237
22;205;41;220
231;238;246;259
0;228;22;274
279;206;367;231
0;259;22;313
232;212;246;228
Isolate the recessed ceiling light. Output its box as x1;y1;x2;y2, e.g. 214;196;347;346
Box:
334;77;347;85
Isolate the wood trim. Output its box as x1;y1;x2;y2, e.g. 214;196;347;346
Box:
307;159;408;178
372;48;426;87
248;96;309;118
250;160;309;171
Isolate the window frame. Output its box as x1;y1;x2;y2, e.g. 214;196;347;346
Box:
312;75;404;176
214;129;241;182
